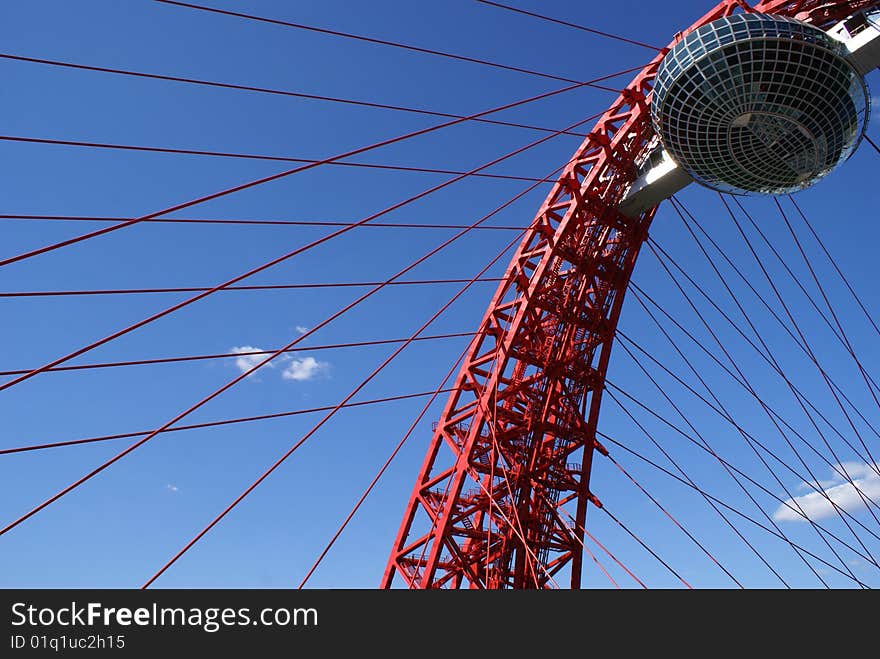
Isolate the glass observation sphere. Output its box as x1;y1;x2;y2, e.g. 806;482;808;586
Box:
650;13;870;195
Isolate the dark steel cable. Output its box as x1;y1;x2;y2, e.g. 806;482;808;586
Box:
0;214;529;230
660;201;868;580
789;194;880;341
649;229;880;509
599;506;692;589
0;134;565;180
606;384;878;572
774;197;880;461
599;435;870;587
720;196;880;530
627;282;880;551
0;332;475;380
153;0;622;88
629;281;873;479
602;440;744;587
731;196;880;443
670;198;880;447
616;333;833;587
619;298;856;585
0;279;502;299
648;235;880;567
0;390;457;456
474;0;662;51
738;197;878;394
605;383;793;588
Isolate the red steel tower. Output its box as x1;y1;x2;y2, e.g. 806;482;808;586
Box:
383;0;880;589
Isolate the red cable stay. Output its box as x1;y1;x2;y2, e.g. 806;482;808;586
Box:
141;223;532;588
0;63;638;271
3;0;879;590
297;337;480;588
0;107;597;538
0;87;616;394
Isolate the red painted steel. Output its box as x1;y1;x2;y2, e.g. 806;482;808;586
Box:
383;0;879;589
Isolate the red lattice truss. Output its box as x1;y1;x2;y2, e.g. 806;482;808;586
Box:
383;0;879;589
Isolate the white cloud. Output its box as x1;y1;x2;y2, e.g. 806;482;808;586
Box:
795;477;838;492
166;484;179;493
773;461;880;522
230;345;329;383
295;326;309;334
230;346;273;376
281;356;328;382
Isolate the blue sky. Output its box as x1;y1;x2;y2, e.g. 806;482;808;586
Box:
0;0;878;588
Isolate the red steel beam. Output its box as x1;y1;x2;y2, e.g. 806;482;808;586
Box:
382;0;873;590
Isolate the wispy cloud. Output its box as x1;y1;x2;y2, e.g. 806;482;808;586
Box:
166;484;179;493
795;477;837;492
295;326;309;334
282;356;328;382
773;462;880;522
231;343;329;383
230;346;273;376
